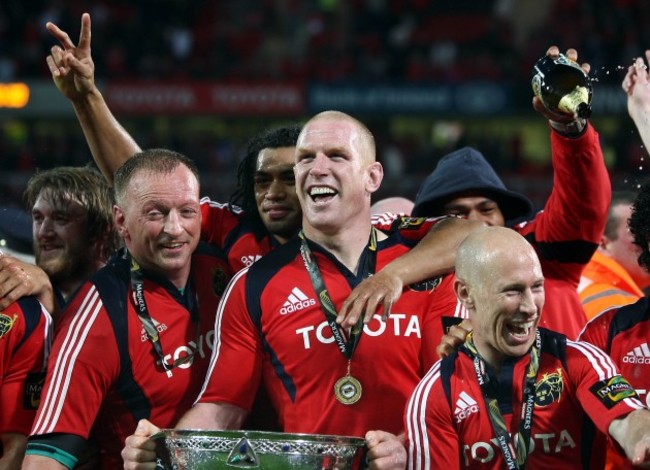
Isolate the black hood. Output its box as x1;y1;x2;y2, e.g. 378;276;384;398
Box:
412;147;534;225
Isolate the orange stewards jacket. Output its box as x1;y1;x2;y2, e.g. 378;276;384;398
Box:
578;251;644;320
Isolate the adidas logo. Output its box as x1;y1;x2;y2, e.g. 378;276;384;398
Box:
623;342;650;365
241;255;263;267
140;319;168;342
280;287;316;315
454;391;479;423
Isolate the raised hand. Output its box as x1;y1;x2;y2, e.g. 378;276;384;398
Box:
533;45;591;124
45;13;96;102
622;51;650;123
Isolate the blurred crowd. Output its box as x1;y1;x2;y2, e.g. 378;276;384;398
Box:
4;0;650;83
4;3;650;468
2;0;650;207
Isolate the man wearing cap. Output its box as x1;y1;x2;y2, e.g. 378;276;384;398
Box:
409;50;609;340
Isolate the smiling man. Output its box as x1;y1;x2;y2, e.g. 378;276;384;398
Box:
24;167;119;306
0;166;120;323
23;150;231;470
121;111;464;470
199;124;304;272
406;226;650;469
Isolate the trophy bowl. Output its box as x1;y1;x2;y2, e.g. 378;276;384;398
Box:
152;429;367;469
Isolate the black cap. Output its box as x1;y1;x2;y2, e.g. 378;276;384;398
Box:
412;147;534;225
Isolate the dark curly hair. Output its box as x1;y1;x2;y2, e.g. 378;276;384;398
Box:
629;181;650;272
605;191;637;241
229;124;302;236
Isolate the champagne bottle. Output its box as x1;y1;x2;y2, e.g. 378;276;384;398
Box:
531;53;593;118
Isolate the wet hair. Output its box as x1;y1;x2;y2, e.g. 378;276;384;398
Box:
629;182;650;271
229;124;302;235
24;165;120;261
604;190;636;241
113;148;199;205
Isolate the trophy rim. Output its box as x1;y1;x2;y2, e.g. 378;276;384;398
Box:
152;428;367;446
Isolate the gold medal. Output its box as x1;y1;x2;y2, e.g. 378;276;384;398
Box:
334;375;362;405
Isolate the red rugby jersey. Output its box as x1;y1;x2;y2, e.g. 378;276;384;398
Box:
0;297;51;436
579;296;650;469
201;196;445;273
406;328;644;470
198;222;465;437
200;197;276;273
28;246;229;469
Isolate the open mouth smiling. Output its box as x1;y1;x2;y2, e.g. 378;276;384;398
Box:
309;186;337;202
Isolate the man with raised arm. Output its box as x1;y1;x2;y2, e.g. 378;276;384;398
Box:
401;47;610;340
43;12;478;326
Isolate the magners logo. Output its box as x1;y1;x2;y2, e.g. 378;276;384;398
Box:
590;375;638;409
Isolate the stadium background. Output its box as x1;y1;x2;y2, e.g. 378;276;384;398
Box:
1;0;649;217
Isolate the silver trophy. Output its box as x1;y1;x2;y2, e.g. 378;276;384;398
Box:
153;429;367;469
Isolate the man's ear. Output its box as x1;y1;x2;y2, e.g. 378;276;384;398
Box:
454;278;474;309
365;162;384;194
113;205;128;239
599;234;611;252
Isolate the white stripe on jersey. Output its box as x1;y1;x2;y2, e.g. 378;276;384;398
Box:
195;268;249;403
567;340;617;380
454;299;468;318
39;302;53;371
406;360;441;470
624;396;646;410
371;212;400;227
200;196;243;214
569;340;645;407
33;286;103;435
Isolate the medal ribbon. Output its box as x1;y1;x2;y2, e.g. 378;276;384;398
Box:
298;229;377;359
128;253;199;377
464;330;541;470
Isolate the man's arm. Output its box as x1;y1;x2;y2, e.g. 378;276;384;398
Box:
622;50;650;152
337;217;482;328
122;403;248;470
0;432;27;470
22;454;68;470
22;455;68;470
176;402;247;430
405;362;460;470
45;13;140;182
524;46;609;251
608;408;650;466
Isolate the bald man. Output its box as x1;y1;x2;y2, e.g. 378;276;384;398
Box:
406;227;650;469
371;197;414;217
